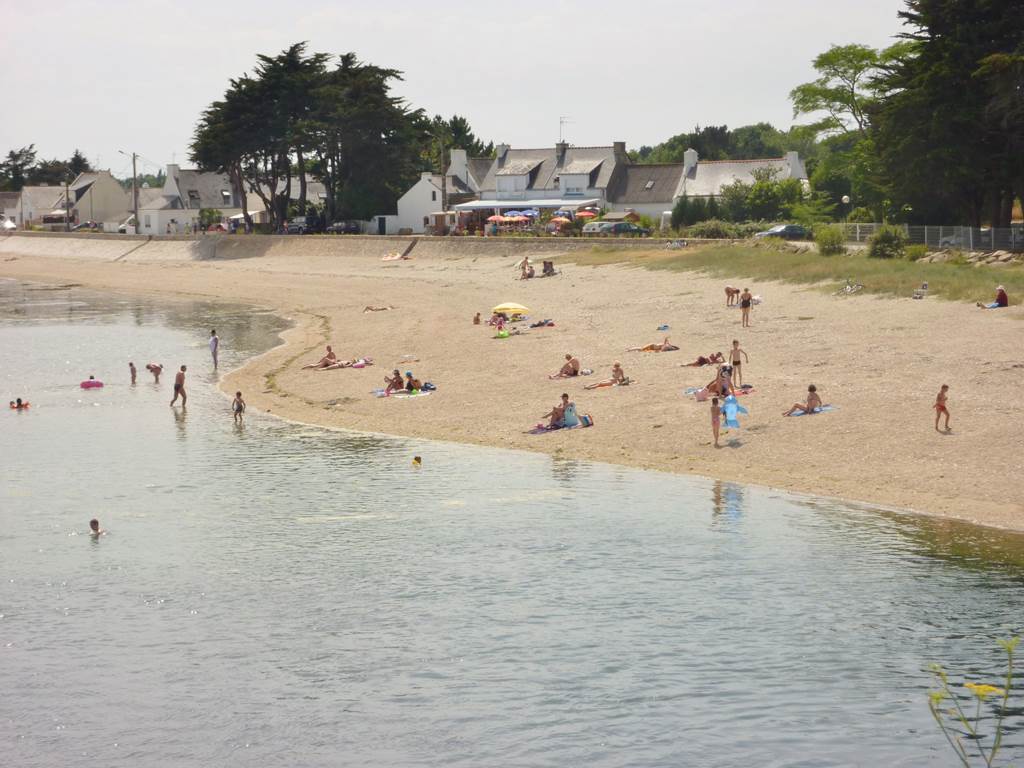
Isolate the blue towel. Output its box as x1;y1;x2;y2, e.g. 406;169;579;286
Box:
788;405;837;417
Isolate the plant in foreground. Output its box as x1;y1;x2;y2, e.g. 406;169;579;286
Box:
928;636;1018;767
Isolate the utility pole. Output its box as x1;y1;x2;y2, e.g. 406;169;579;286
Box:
440;140;448;232
64;179;71;232
119;150;139;233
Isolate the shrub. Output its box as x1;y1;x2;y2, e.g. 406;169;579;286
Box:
685;219;738;239
867;225;906;259
848;206;875;223
814;224;847;255
904;244;928;261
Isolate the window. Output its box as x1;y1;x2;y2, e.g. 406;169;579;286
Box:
644;180;655;191
566;186;583;195
220;190;232;204
431;191;437;201
144;215;151;227
187;190;201;208
423;216;429;226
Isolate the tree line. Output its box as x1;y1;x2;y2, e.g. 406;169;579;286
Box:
0;146;94;190
189;43;491;230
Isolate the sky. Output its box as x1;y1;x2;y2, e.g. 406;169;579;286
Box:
2;0;906;179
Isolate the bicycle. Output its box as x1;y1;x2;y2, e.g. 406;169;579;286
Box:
834;278;864;296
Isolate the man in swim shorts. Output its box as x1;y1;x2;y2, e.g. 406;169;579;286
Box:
170;365;187;406
934;384;950;432
549;353;581;379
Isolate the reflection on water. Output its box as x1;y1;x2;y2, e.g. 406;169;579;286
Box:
1;278;1023;768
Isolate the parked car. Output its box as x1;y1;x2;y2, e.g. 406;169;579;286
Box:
754;224;810;240
286;216;321;235
582;221;612;236
326;220;361;235
117;215;135;234
72;221;100;231
605;222;651;237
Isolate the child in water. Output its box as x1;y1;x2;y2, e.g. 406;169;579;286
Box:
232;391;246;423
89;518;103;537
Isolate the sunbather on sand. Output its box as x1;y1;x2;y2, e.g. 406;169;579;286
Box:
627;336;679;352
585;362;628;389
302;346;337;369
783;384;824;416
542;393;571;428
363;305;394;312
318;356;373;371
549;354;581;379
384;369;405;394
682;352;725;367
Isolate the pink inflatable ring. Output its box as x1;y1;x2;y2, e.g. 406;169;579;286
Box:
80;379;104;389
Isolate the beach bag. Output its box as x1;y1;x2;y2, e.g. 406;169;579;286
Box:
422;382;436;391
581;414;594;427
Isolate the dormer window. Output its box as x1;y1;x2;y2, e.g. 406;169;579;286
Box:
220;190;232;204
187;190;201;208
644;180;655;190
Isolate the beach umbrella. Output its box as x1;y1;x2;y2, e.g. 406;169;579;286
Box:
486;214;503;222
522;209;539;217
550;216;571;224
503;210;522;217
576;210;597;218
512;215;529;222
492;302;530;314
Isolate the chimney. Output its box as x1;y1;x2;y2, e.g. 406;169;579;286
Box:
448;148;469;186
612;141;627;163
555;141;568;166
785;150;800;177
683;148;698;175
495;143;510;168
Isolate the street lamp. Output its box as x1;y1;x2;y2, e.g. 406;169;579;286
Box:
841;195;851;226
118;150;139;233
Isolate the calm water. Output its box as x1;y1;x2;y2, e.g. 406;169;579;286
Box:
1;279;1023;767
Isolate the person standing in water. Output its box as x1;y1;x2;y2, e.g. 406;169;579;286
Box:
146;363;163;383
209;329;220;369
232;391;246;423
170;365;187;406
89;518;103;536
129;361;137;385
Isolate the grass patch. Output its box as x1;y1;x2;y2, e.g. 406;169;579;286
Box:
568;243;1024;304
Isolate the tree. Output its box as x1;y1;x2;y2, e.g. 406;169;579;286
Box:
68;150;92;176
872;0;1024;226
670;194;689;228
0;145;37;190
28;158;71;186
705;195;720;220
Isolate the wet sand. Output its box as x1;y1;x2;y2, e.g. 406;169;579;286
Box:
2;235;1022;531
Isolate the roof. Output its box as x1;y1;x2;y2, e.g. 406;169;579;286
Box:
17;186;64;214
681;157;803;197
174;169;239;209
0;191;20;210
467;158;493;189
607;164;686;204
453;197;601;211
137;187;168;208
479;146;619;192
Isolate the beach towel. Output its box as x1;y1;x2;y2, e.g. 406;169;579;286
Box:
525;419;594;435
391;390;434;399
787;405;837;416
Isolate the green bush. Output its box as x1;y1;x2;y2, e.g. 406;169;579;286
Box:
868;225;906;259
904;244;928;261
685;219;738;239
848;206;875;223
815;224;847;255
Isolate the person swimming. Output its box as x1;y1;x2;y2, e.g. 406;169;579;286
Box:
89;518;103;536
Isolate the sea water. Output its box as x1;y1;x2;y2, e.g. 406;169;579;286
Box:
1;278;1022;767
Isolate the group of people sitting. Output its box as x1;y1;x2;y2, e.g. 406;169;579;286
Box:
382;369;424;395
519;257;557;280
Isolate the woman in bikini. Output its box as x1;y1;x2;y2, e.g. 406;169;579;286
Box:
783;384;823;416
682;352;724;367
585;362;628;390
627;336;679;352
302;346;337;369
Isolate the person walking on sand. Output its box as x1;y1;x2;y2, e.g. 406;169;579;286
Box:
740;288;753;327
209;330;220;369
170;365;187;406
711;396;721;447
232;391;246;423
129;361;137;385
934;384;951;432
729;340;749;387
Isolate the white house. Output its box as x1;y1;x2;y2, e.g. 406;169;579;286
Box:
394;149;486;233
138;164;245;234
606;148;809;219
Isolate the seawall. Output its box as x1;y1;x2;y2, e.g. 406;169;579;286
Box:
0;231;678;263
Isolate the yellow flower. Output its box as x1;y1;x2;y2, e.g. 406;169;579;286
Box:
964;682;1005;699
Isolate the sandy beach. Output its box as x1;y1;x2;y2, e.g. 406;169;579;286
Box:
2;233;1022;531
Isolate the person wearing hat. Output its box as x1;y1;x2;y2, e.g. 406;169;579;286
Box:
404;371;422;392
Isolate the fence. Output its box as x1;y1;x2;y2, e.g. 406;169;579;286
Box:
840;223;1024;252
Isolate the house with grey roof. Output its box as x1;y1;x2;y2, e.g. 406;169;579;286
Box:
395;149;487;233
137;163;245;234
607;147;809;219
